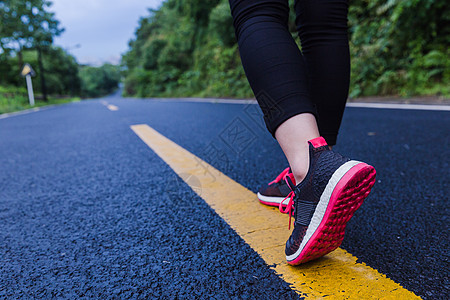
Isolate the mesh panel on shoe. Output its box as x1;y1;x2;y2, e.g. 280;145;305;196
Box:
285;225;308;256
259;184;284;197
286;143;350;255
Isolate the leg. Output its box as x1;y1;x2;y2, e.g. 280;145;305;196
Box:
229;0;319;183
294;0;350;146
230;1;377;266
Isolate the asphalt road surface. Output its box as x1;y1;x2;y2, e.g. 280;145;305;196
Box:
0;94;448;299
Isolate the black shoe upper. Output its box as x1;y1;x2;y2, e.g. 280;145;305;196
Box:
258;169;292;198
285;141;350;256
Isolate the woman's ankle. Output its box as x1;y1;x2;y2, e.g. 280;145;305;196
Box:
291;163;309;185
274;113;319;186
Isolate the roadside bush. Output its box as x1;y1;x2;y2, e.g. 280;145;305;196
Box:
122;0;449;99
0;85;30;114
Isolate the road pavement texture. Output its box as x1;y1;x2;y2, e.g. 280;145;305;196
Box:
0;95;448;298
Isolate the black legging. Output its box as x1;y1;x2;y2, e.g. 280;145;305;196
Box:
229;0;350;146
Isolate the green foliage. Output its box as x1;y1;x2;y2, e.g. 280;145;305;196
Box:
208;1;235;47
143;39;167;70
0;46;80;96
0;85;28;113
0;0;63;52
0;0;74;101
79;64;121;98
0;0;122;106
122;0;252;98
0;52;21;86
348;0;449;97
43;47;80;96
122;0;449;99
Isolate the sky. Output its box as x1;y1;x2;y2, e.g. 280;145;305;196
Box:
50;0;164;66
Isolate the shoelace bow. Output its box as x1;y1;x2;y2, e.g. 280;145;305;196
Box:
269;168;296;229
279;191;295;229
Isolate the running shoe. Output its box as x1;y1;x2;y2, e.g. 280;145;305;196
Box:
257;167;295;208
282;136;376;265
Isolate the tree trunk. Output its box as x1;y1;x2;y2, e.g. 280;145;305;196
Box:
18;48;23;71
37;46;48;101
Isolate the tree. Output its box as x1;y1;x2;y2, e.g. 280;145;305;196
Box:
0;0;64;100
43;47;80;96
122;0;448;98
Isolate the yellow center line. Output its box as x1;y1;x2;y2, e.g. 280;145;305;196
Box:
131;124;420;299
107;104;119;111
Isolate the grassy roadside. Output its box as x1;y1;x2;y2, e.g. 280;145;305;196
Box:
0;86;81;115
0;96;81;115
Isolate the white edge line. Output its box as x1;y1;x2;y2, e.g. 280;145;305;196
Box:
143;97;450;111
0;101;84;120
0;106;50;120
2;98;448;118
346;102;450;111
145;97;257;105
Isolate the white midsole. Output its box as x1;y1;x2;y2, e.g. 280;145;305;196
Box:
286;160;362;261
257;192;290;205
